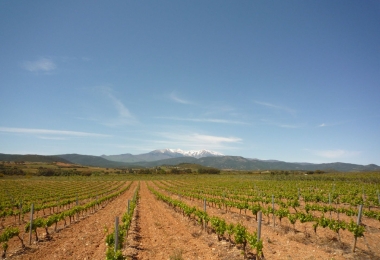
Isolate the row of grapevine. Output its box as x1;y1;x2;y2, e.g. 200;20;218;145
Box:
0;181;133;257
0;227;24;259
0;180;127;226
1;180;114;208
1;182;110;221
157;178;380;224
105;182;140;260
148;185;264;259
164;175;380;209
155;180;368;252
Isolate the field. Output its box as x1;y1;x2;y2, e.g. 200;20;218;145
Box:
1;164;380;259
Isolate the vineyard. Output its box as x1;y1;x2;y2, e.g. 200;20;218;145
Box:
0;171;380;259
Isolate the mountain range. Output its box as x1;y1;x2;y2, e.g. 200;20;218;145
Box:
1;149;380;172
101;149;223;163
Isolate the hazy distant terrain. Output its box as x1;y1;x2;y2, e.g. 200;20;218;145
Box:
1;150;379;172
102;149;223;163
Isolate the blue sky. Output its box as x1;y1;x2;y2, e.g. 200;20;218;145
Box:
1;1;379;165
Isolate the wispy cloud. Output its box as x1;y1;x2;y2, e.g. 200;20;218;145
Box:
317;121;348;127
22;58;56;72
37;136;68;140
99;87;137;126
170;92;193;105
107;94;133;119
306;149;361;159
156;116;249;125
0;127;110;138
254;101;296;116
190;133;241;144
154;131;242;150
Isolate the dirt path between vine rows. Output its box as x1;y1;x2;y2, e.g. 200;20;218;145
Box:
9;181;137;260
124;181;245;260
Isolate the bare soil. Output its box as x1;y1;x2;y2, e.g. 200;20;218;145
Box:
124;181;244;260
152;180;380;260
4;180;380;260
8;182;137;260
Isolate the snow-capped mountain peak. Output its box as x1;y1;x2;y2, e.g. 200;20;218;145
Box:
153;149;223;158
102;149;224;163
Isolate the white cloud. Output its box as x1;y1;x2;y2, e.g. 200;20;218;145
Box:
22;58;56;72
254;101;296;116
191;133;241;144
170;92;193;105
107;94;133;119
0;127;110;138
317;121;348;127
98;87;137;126
154;131;242;151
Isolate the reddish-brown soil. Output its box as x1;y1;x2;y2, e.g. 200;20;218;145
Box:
4;180;380;260
7;181;137;260
152;180;380;260
124;181;244;260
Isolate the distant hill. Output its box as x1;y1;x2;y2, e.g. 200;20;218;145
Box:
127;156;380;172
1;152;379;172
56;154;135;168
0;153;70;163
102;149;223;163
101;153;140;163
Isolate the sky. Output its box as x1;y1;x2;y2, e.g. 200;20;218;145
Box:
1;1;379;165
